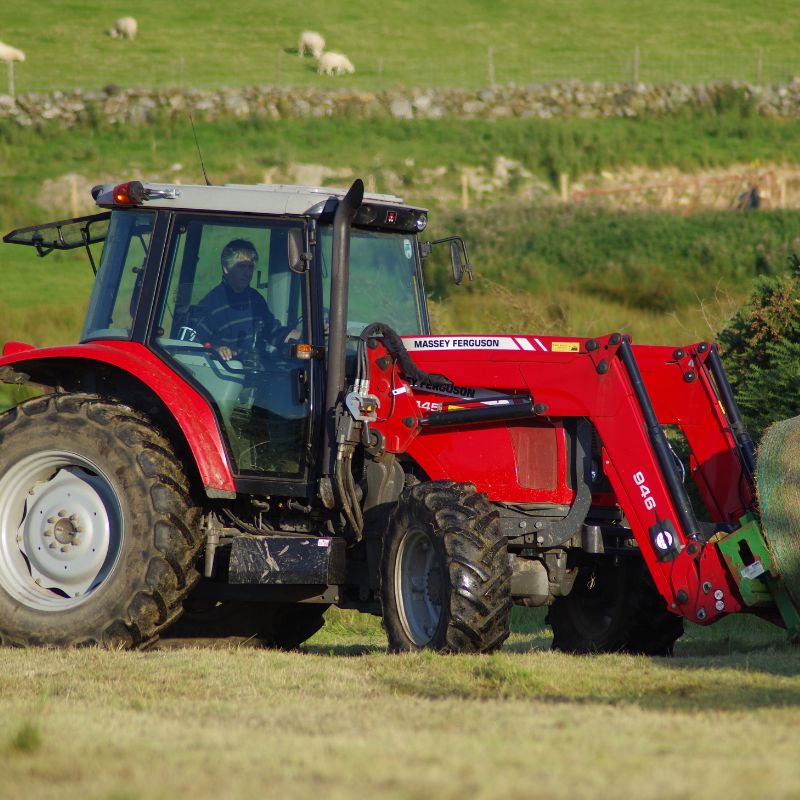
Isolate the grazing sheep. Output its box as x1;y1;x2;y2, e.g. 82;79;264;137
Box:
109;16;138;39
318;52;355;76
298;30;325;59
0;41;25;62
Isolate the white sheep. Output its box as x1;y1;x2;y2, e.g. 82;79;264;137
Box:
318;52;355;76
298;30;325;59
0;41;25;62
109;16;138;40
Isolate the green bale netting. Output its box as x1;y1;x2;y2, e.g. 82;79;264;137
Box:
757;414;800;608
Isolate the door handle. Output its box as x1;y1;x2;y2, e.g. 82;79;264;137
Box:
295;369;309;403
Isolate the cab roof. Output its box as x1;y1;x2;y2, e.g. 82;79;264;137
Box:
92;180;418;216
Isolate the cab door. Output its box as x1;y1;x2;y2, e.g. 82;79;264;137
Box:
150;213;315;490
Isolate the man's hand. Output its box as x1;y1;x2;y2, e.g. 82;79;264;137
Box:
216;345;236;360
284;329;301;343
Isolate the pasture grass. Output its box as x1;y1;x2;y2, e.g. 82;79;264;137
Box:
0;608;798;800
2;0;799;93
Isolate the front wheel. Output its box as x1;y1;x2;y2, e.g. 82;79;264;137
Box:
381;480;512;653
0;394;201;649
547;556;684;656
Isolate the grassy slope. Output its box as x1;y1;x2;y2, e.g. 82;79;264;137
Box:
3;109;799;206
2;0;799;92
0;611;798;800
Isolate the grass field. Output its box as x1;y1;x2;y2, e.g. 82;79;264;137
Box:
2;0;799;93
1;609;798;800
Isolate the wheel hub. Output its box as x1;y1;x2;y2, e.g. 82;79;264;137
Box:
52;515;80;545
0;451;123;611
18;468;113;597
395;527;443;645
426;566;442;605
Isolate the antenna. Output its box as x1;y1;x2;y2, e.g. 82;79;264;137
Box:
188;110;211;186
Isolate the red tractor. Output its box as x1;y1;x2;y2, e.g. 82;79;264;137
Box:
0;177;797;652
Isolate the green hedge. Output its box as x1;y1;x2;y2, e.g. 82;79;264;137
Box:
718;260;800;437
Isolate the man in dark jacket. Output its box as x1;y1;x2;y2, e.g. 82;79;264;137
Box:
195;238;292;361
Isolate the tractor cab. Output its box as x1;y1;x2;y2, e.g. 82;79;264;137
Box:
4;180;432;493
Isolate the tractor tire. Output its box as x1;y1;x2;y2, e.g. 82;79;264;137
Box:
381;480;512;653
0;393;201;649
163;596;328;649
547;556;684;656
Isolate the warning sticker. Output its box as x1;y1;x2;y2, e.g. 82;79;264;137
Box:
551;341;580;353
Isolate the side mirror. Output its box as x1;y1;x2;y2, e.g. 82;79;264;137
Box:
450;241;464;285
287;228;306;274
424;235;474;285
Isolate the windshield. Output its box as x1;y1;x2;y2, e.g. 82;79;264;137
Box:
319;227;426;336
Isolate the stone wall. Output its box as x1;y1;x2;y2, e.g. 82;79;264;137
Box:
1;80;800;128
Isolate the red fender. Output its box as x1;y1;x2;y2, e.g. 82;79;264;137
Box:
0;340;235;496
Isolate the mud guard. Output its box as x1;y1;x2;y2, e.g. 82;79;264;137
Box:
0;340;236;497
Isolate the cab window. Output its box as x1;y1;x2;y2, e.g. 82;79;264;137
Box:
81;210;155;341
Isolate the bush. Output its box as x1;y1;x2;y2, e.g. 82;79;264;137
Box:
717;258;800;438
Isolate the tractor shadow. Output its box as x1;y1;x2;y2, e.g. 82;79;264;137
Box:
301;642;386;657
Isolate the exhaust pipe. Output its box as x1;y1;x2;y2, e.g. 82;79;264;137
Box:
320;179;364;498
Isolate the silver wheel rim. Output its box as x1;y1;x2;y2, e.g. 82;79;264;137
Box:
0;450;123;610
395;527;443;645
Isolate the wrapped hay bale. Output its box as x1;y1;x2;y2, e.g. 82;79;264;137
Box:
757;414;800;608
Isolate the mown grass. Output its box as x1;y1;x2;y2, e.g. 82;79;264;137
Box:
0;609;798;800
2;0;799;93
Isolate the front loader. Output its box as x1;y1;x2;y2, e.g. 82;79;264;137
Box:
0;176;797;653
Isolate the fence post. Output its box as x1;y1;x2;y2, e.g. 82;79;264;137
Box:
461;172;469;210
69;175;79;218
8;61;14;99
633;45;640;83
559;173;570;203
757;48;763;84
488;47;495;87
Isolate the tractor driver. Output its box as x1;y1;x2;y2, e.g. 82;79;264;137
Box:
195;238;294;361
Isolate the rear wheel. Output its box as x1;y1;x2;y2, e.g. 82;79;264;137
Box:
0;394;201;649
547;556;684;655
381;480;512;653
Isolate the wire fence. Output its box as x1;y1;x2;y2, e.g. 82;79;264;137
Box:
7;47;800;96
369;50;800;90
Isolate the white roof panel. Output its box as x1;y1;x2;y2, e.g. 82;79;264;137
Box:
93;180;412;215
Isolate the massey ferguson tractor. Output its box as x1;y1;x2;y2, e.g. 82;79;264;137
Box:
0;177;798;653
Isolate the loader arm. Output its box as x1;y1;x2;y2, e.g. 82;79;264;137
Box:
364;332;797;630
